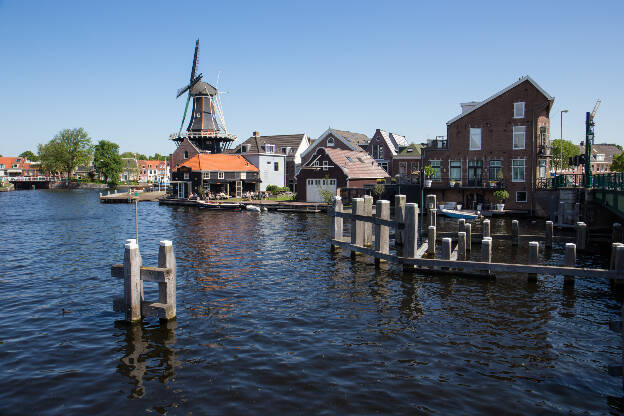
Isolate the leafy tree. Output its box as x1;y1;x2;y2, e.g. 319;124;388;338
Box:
38;140;64;176
135;153;148;161
19;150;38;161
38;128;92;180
93;140;123;186
611;153;624;172
120;152;136;159
551;139;581;171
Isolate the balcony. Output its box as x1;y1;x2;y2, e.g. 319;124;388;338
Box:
430;176;505;189
425;137;448;150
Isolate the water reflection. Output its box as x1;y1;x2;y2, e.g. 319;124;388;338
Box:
115;320;180;399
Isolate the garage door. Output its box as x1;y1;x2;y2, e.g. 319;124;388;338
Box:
306;178;337;202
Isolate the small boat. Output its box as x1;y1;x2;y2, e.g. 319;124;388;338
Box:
440;208;480;220
198;201;243;211
246;204;261;212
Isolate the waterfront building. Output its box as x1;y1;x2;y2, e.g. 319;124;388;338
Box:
366;129;409;175
171;153;260;198
137;160;170;183
423;76;553;211
232;131;310;191
296;147;389;202
0;157;45;179
390;143;424;184
300;128;369;165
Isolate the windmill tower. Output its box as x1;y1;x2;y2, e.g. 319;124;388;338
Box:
170;39;236;154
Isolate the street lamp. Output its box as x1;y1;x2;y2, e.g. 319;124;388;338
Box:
559;109;569;174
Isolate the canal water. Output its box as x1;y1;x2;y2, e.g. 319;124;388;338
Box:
0;190;622;414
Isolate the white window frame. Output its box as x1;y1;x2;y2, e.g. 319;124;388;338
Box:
430;160;441;181
218;171;225;179
203;172;210;179
399;162;407;175
513;126;526;150
240;172;246;179
514;102;525;118
449;160;462;181
183;172;190;180
512;159;525;182
265;144;275;154
327;137;335;147
516;191;527;203
469;128;481;150
322;160;329;171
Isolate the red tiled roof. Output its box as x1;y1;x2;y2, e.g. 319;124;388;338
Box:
174;154;259;172
323;148;389;179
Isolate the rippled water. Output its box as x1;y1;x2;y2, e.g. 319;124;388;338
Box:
0;190;623;414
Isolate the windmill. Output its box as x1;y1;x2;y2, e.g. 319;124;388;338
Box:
171;39;235;154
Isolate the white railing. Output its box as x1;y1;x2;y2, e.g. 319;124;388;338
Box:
7;176;50;182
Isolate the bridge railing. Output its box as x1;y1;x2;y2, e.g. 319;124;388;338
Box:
592;173;624;191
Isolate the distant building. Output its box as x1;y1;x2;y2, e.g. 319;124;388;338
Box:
232;132;310;191
296;147;389;202
390;143;424;183
137;160;170;183
120;158;140;183
561;143;622;175
300;128;369;165
366;129;409;175
0;157;45;179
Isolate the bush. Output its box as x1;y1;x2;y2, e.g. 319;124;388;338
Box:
266;185;290;194
493;190;509;203
424;165;436;179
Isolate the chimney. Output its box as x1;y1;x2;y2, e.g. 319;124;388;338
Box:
253;131;260;137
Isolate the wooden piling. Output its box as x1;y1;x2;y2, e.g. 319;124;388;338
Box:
481;237;492;264
403;203;419;262
374;200;390;266
483;219;490;238
465;223;472;252
351;198;365;258
564;243;576;285
611;243;624;270
427;226;436;256
458;218;465;233
331;196;343;251
429;208;436;227
441;237;451;270
156;240;176;320
545;221;553;249
613;223;622;244
576;222;587;251
528;241;539;282
364;195;373;247
123;241;142;323
615;245;624;275
511;220;519;246
458;231;467;261
394;195;406;246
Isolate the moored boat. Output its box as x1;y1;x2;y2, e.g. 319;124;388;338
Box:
439;208;480;220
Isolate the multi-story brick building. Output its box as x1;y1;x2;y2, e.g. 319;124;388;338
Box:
423;76;553;211
366;129;409;175
0;157;45;180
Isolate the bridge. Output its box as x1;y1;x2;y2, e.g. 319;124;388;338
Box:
6;176;52;189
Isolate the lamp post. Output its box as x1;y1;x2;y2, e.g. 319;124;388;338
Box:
559;109;568;174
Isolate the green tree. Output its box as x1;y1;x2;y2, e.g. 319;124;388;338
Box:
38;128;93;180
611;153;624;172
120;152;136;159
551;139;581;171
38;140;64;176
93;140;123;186
19;150;38;161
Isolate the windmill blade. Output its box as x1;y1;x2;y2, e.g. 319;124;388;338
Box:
178;93;192;135
176;84;190;98
190;39;199;82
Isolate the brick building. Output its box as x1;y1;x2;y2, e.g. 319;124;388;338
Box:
300;128;369;165
366;129;409;175
423;76;553;211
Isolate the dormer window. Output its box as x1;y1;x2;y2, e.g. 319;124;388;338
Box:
327;137;335;147
265;144;275;154
241;145;248;153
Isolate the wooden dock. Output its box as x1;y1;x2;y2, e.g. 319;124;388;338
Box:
158;197;328;212
100;190;166;203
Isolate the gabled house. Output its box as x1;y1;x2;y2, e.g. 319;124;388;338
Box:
137;160;170;183
0;157;45;179
391;143;423;183
232;132;310;191
300;128;369;166
367;129;410;175
423;76;553;211
296;147;389;202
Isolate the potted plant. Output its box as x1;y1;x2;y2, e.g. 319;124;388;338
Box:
423;165;436;187
493;189;509;211
496;170;504;185
449;179;456;187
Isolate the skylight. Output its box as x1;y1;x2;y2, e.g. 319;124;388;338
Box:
346;156;353;162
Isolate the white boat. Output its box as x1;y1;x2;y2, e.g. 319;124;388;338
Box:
246;204;261;212
439;208;480;220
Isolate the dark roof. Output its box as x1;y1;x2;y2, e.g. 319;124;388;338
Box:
395;143;423;157
190;81;218;96
233;134;307;155
332;129;370;146
579;143;622;162
310;148;389;179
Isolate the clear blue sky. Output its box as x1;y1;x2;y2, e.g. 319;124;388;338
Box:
1;0;622;157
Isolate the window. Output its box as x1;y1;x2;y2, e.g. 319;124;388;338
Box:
274;162;279;171
430;160;441;180
380;162;388;172
240;172;246;179
241;145;248;152
183;172;189;180
218;171;224;179
265;144;275;153
399;162;407;175
307;179;313;185
323;161;329;171
469;128;481;150
184;150;189;159
327;137;335;147
378;145;384;159
514;102;525;118
346;156;353;163
329;179;336;185
538;159;546;178
513;126;526;149
512;159;525;182
313;160;320;167
203;172;210;179
468;160;483;185
516;191;527;203
314;179;321;185
449;160;462;181
410;162;419;174
489;160;502;181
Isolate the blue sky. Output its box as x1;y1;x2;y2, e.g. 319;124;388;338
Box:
0;0;622;156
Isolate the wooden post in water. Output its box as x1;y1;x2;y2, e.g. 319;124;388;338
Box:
403;203;419;270
481;237;492;274
427;226;436;256
545;221;553;249
331;196;343;251
576;222;587;251
613;223;622;244
364;195;373;247
615;245;624;278
528;241;539;282
511;220;519;246
375;200;390;267
157;240;177;320
123;241;142;323
564;243;576;285
429;208;437;227
458;218;465;233
351;198;365;258
441;237;451;270
394;195;406;246
483;219;490;238
465;223;472;252
611;243;624;271
458;232;467;261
